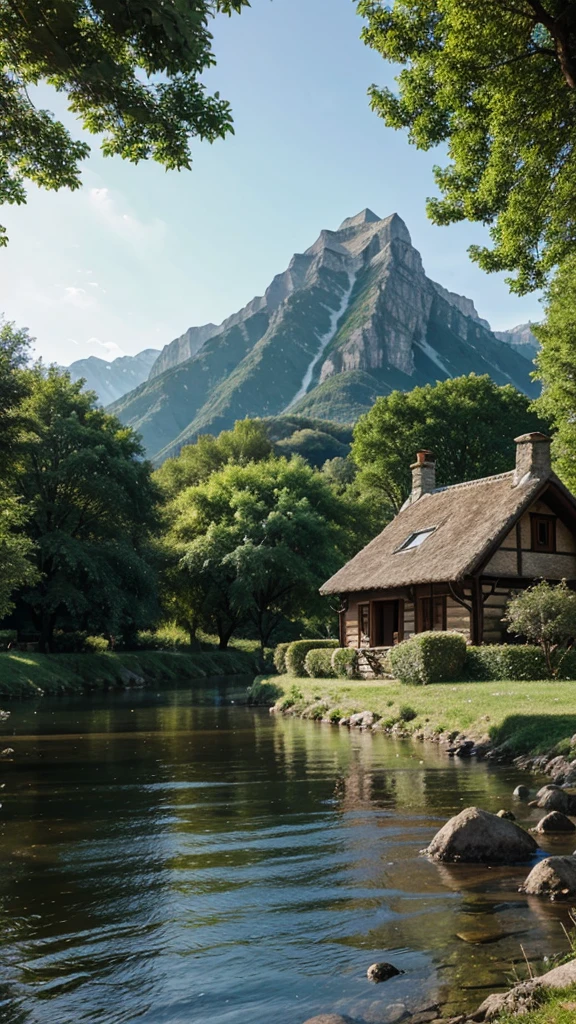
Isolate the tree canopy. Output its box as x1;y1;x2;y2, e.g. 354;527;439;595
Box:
13;367;160;647
155;419;272;498
352;374;549;515
533;255;576;490
0;320;37;618
358;0;576;292
167;457;361;651
0;0;249;243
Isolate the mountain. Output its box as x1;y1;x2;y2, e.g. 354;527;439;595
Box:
109;210;538;462
67;349;159;406
494;323;539;363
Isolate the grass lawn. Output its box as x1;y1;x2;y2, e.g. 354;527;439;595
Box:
0;649;255;698
252;674;576;757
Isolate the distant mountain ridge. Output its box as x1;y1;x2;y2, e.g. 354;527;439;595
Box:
66;349;159;406
109;210;538;462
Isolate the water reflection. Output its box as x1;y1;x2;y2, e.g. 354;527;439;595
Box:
0;690;573;1024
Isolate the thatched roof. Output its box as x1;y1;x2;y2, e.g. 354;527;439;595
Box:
321;469;572;595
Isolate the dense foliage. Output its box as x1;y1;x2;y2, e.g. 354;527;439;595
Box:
389;631;467;685
0;322;37;617
533;260;576;490
505;580;576;676
165;458;359;653
12;367;161;648
304;648;337;679
352;374;547;515
0;0;249;242
284;639;340;678
358;0;576;293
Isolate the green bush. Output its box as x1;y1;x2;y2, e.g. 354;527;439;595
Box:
273;642;292;674
332;647;359;679
464;644;576;681
390;631;467;685
399;704;417;722
0;631;17;651
304;648;337;678
135;627;190;652
246;677;283;705
52;630;88;653
84;635;109;654
285;639;339;677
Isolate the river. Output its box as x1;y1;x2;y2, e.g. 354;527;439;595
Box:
0;687;574;1024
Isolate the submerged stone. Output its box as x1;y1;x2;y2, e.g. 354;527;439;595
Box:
302;1017;356;1024
367;962;403;982
425;807;538;864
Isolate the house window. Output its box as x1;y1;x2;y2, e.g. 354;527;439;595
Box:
397;528;436;552
358;604;370;646
530;514;556;553
417;595;446;633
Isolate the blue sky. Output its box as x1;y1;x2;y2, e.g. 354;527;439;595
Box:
0;0;542;367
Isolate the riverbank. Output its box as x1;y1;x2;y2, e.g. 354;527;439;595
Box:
0;650;254;697
250;674;576;762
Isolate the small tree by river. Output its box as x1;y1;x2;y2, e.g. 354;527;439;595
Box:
505;580;576;677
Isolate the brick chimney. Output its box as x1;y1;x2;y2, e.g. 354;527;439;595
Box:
410;450;436;502
513;432;551;485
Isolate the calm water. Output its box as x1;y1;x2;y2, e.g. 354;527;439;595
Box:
0;688;574;1024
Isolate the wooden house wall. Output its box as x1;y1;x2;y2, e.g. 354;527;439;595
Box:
343;587;471;648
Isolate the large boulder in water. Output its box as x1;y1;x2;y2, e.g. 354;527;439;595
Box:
521;855;576;896
425;806;538;864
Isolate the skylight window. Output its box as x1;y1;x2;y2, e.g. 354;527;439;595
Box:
397;528;436;552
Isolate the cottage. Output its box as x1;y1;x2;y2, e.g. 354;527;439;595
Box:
320;434;576;669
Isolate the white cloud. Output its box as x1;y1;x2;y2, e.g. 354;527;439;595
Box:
63;286;96;309
87;187;166;249
87;336;126;358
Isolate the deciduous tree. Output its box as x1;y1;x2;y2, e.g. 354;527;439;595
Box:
358;0;576;291
14;367;160;648
167;457;360;653
505;580;576;676
352;374;548;517
0;0;249;243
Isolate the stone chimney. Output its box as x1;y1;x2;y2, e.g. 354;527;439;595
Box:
410;450;436;502
513;432;551;485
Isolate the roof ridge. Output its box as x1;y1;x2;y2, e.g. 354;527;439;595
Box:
431;470;515;494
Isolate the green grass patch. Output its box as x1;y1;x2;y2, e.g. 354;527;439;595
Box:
251;675;576;757
0;650;255;698
499;986;576;1024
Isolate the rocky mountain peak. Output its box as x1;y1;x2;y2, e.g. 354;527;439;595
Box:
110;211;538;462
338;209;382;230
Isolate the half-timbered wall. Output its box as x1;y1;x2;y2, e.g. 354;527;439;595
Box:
483;498;576;579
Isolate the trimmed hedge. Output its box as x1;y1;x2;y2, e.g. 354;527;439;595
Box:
332;647;359;679
285;639;339;677
465;644;576;681
305;649;337;678
390;631;467;685
273;642;292;674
